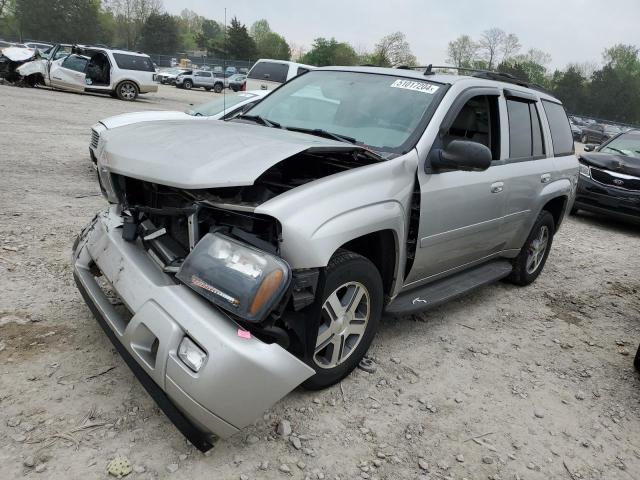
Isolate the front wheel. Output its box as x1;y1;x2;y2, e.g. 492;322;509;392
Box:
183;80;193;90
581;134;588;143
507;211;555;286
213;83;223;93
302;250;383;390
116;81;138;101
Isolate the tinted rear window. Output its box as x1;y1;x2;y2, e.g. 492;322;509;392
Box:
248;62;288;83
507;99;546;159
112;53;155;72
542;100;574;156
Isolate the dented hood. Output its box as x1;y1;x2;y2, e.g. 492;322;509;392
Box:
100;111;194;130
99;119;349;188
580;152;640;177
1;46;36;62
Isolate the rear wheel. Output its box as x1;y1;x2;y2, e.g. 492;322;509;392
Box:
581;134;588;143
507;211;555;286
303;250;382;390
116;81;138;101
213;83;223;93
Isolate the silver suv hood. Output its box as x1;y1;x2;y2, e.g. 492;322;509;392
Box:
98;120;347;189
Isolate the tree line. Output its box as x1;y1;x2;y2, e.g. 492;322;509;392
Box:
1;1;639;124
447;29;640;124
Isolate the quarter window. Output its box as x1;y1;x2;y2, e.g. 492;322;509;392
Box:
112;53;155;72
507;99;546;159
542;100;575;156
248;62;289;83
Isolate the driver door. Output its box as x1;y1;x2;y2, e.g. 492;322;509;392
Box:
406;89;509;285
49;54;87;93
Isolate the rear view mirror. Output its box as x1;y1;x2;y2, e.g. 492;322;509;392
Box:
429;140;492;172
583;143;597;152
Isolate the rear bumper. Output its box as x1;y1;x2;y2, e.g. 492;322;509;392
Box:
140;84;158;94
72;207;314;447
575;174;640;223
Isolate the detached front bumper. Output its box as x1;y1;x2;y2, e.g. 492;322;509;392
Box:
72;207;314;450
575;174;640;223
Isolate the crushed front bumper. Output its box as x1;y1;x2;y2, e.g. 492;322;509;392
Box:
72;207;314;450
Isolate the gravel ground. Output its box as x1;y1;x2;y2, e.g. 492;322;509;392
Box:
0;84;639;480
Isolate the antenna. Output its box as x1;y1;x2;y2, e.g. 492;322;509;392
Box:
223;7;227;119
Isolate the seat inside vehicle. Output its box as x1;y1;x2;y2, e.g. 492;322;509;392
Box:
445;96;500;159
86;52;110;86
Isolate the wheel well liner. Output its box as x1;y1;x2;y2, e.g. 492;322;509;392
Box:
340;230;396;297
542;195;568;230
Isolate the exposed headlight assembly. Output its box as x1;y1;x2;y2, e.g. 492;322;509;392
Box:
579;162;590;178
176;233;291;322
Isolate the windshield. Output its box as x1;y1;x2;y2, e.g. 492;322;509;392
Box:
600;132;640;158
605;125;622;134
188;92;257;117
243;70;443;153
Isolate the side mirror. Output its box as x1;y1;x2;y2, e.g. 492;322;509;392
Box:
583;143;597;152
429;140;492;172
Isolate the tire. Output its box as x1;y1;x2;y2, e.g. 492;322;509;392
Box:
213;83;223;93
570;206;579;215
634;344;640;372
507;211;555;286
183;80;193;90
581;134;588;144
302;250;383;390
116;81;138;101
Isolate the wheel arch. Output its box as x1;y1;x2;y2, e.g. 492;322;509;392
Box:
542;195;568;231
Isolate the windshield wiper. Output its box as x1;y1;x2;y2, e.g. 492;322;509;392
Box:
285;127;357;144
605;147;628;156
237;114;281;129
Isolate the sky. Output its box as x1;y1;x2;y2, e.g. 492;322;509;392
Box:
163;0;640;70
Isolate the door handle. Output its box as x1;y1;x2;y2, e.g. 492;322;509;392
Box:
541;173;551;184
490;182;504;193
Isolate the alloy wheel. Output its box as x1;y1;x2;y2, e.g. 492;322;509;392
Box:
120;82;136;100
526;225;549;274
314;281;370;369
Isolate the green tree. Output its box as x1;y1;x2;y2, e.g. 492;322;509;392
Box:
301;37;358;66
249;19;290;60
15;0;103;43
0;0;18;39
249;19;270;45
447;35;477;68
137;12;179;54
225;16;256;60
550;66;587;114
197;19;224;55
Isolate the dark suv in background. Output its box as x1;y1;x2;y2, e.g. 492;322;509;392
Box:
580;124;623;144
574;129;640;223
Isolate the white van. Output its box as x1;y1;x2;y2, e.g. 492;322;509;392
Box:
244;59;314;91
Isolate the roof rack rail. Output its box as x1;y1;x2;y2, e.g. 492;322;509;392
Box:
413;64;551;95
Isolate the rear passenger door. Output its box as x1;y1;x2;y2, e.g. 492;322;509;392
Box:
499;90;556;249
195;71;212;88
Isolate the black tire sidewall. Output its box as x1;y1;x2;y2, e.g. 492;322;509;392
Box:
214;84;223;93
117;81;138;101
302;252;383;389
184;80;192;89
509;211;555;286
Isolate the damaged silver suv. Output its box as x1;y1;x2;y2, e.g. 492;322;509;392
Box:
73;66;578;450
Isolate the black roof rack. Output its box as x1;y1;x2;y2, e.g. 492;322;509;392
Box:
414;64;551;95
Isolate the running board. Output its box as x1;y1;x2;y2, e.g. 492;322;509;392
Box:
385;260;513;316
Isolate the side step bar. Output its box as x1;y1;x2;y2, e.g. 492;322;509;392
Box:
385;260;513;316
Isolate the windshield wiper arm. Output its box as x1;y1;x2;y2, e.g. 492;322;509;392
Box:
237;114;281;129
605;147;628;156
285;127;357;144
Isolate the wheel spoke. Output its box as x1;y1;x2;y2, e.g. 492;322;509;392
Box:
328;335;344;366
347;320;366;337
345;284;365;317
315;325;334;350
323;291;344;321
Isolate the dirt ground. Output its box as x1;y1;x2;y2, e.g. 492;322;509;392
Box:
0;84;639;480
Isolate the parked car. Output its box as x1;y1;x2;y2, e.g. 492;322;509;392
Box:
580;123;623;144
17;44;157;101
89;90;269;163
228;73;246;91
245;59;314;91
175;70;226;92
574;129;640;223
156;68;189;85
570;120;582;140
74;67;577;449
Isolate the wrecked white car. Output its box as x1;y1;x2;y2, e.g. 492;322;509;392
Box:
73;67;577;450
17;44;157;101
0;46;39;83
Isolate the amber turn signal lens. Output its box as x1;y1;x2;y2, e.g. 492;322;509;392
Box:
249;269;284;316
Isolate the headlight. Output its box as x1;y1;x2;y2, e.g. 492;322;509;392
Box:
178;337;207;372
176;233;291;322
579;162;590;178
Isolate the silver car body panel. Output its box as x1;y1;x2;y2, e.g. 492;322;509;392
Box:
97;120;350;189
73;207;314;437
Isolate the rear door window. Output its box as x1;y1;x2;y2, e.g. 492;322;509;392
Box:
507;99;546;159
248;62;289;83
542;100;574;156
112;53;155;72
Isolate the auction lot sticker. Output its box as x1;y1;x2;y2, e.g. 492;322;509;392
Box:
390;79;439;94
